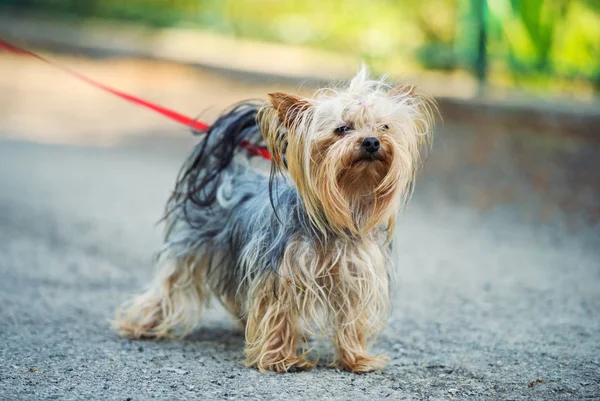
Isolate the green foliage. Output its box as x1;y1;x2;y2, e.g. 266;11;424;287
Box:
509;0;566;70
485;0;600;84
1;0;598;91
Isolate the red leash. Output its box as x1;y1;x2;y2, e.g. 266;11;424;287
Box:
0;38;271;160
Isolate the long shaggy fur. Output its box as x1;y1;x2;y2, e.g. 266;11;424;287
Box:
114;66;435;373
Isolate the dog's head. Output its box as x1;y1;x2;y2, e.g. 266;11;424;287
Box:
261;66;435;239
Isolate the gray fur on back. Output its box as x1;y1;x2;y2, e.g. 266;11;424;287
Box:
158;102;316;302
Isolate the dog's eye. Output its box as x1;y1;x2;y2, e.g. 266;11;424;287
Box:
334;124;352;135
380;124;389;131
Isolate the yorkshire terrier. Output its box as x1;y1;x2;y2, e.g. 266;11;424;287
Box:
114;67;435;373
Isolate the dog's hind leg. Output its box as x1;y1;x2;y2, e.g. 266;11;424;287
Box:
114;254;210;339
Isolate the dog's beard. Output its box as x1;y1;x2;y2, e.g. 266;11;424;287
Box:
307;134;411;238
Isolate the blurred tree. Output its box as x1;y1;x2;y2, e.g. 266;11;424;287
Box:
508;0;568;73
1;0;598;94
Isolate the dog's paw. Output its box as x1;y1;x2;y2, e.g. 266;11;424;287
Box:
254;356;316;373
334;354;390;373
113;301;173;340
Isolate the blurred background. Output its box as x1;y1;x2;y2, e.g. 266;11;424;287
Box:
2;0;600;99
1;0;598;228
0;0;598;232
1;2;600;399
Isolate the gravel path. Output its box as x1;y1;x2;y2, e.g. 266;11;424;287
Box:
0;131;598;400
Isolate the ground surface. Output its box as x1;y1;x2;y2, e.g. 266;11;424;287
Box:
1;55;599;400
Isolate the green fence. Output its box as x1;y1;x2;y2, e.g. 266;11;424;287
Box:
2;0;599;92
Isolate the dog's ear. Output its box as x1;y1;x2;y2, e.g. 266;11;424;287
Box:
389;84;416;97
267;92;311;128
263;92;312;171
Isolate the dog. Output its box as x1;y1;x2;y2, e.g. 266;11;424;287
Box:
114;66;435;373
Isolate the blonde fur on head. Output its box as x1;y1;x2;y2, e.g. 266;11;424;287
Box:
114;66;436;373
261;66;435;240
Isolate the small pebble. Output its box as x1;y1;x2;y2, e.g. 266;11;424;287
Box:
163;367;188;375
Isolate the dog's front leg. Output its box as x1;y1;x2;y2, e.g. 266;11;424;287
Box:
332;301;390;373
244;278;314;373
331;272;390;373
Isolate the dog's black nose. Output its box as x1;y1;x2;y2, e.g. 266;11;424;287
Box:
362;137;380;153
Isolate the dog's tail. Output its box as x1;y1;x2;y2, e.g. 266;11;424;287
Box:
165;101;265;220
